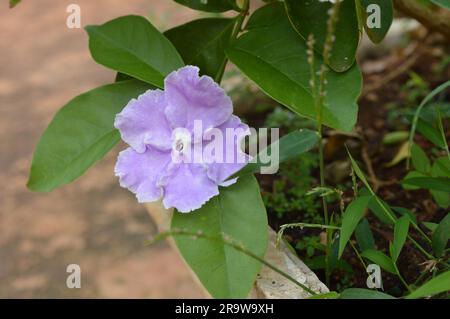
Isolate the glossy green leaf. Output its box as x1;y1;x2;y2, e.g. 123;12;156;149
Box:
358;0;393;43
165;18;235;80
407;270;450;299
361;249;396;274
431;0;450;9
284;0;360;72
432;213;450;257
411;143;431;173
402;176;450;193
355;218;376;251
28;80;151;192
226;3;362;132
86;15;184;88
392;215;410;262
230;129;319;179
174;0;239;12
171;175;268;298
340;288;396;299
339;196;372;259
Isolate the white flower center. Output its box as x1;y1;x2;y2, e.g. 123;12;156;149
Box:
172;129;191;155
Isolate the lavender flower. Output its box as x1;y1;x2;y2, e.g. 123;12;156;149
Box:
114;66;250;213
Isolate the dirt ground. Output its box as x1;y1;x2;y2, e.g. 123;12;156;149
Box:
0;0;205;298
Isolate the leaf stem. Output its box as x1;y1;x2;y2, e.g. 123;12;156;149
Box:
147;229;318;296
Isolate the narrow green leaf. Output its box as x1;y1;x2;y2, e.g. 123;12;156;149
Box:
347;150;372;191
358;0;393;43
361;249;397;274
432;213;450;257
85;15;184;88
402;176;450;193
284;0;360;72
407;270;450;299
355;218;376;251
226;3;362;132
164;18;235;80
409;81;450;161
338;196;372;258
431;157;450;208
415;117;447;149
27;80;151;192
174;0;239;12
382;131;409;145
367;197;396;225
392;206;417;224
411;143;431;173
401;171;426;190
340;288;396;299
392;215;410;263
230;129;319;179
422;222;439;233
171;175;268;298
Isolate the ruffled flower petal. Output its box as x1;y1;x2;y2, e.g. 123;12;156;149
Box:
164;66;232;132
204;115;251;186
115;147;171;203
115;89;172;153
162;163;219;213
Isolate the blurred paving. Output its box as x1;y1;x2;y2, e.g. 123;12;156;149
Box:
0;0;204;298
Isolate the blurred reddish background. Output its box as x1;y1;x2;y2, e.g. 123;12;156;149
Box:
0;0;206;298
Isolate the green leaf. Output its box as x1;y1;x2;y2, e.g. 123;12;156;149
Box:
164;18;235;81
340;288;396;299
407;270;450;299
392;206;417;224
415;117;447;149
171;175;268;298
355;218;376;251
174;0;239;12
432;213;450;257
28;80;151;192
85;15;184;88
431;0;450;9
347;150;371;191
431;157;450;208
409;81;450;158
361;249;396;274
402;176;450;193
367;196;395;225
423;222;439;233
358;0;393;43
382;131;409;145
230;129;319;179
338;196;372;259
392;215;410;263
284;0;360;72
226;3;362;132
401;171;425;190
411;143;431;173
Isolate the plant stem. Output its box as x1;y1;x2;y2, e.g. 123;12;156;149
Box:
215;0;249;83
315;0;342;288
147;229;318;296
